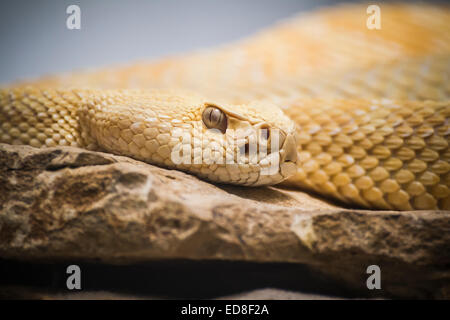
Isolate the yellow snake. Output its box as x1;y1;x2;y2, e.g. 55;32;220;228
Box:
0;3;449;210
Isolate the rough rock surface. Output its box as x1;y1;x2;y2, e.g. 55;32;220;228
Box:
0;143;449;299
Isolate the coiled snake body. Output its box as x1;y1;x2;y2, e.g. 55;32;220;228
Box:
1;3;449;210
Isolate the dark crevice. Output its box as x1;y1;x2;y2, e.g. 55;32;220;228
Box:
0;258;371;299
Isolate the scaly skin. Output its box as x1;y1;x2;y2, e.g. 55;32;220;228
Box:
283;99;449;210
1;3;449;210
0;88;298;186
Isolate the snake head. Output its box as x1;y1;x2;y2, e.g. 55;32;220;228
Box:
81;90;298;186
187;99;298;186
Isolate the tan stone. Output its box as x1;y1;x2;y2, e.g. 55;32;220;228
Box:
0;143;449;298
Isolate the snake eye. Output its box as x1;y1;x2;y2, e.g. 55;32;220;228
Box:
202;105;228;133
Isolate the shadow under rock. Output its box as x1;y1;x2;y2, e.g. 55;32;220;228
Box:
218;184;294;204
0;258;365;299
217;183;349;209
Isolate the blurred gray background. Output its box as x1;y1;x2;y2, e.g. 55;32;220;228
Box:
0;0;439;84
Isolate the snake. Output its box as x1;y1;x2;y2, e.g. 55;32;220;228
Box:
0;3;449;210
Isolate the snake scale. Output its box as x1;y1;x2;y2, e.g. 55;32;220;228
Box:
0;3;449;210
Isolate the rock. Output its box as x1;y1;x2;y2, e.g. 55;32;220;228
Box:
0;286;346;300
0;143;449;299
